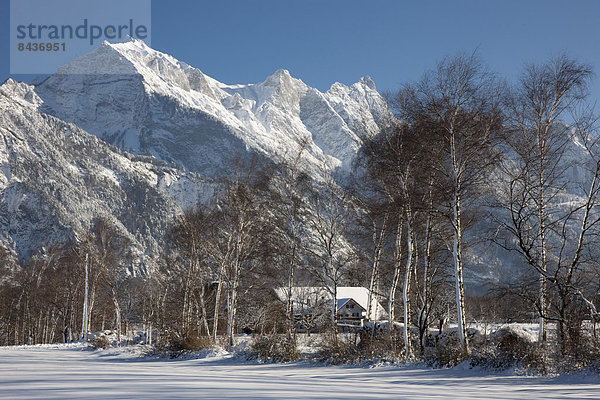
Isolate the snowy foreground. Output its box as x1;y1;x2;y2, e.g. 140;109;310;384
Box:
1;344;599;399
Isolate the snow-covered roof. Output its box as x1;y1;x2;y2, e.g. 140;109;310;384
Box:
336;298;366;312
274;287;386;320
336;298;351;311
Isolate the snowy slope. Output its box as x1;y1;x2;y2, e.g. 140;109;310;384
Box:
35;38;390;178
0;79;213;267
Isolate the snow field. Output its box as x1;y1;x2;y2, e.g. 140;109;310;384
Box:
0;343;598;399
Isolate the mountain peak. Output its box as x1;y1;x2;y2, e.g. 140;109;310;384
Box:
108;36;155;57
261;68;310;101
263;68;294;87
273;68;290;77
53;40;139;75
358;76;376;90
100;35;140;46
52;38;179;79
34;40;391;180
0;79;42;108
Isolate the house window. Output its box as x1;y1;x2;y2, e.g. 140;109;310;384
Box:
346;304;349;308
351;304;354;308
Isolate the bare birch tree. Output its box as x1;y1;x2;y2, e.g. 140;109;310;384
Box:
304;172;356;345
401;53;504;355
206;160;273;348
269;145;312;340
170;208;214;337
500;55;596;348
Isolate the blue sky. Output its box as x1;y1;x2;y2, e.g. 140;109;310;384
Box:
2;0;600;100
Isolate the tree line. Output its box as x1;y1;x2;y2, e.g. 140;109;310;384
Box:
1;52;599;366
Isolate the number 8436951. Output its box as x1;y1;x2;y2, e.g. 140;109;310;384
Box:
17;42;66;51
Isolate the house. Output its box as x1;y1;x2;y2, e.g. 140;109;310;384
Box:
274;287;387;328
336;298;366;325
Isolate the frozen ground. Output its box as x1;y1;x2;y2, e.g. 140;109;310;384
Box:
1;344;599;399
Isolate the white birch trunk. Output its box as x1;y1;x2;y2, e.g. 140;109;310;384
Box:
112;292;121;347
212;261;226;342
403;215;414;358
330;255;338;344
452;189;469;355
227;230;243;348
286;218;297;339
81;253;89;342
388;222;402;349
367;215;387;322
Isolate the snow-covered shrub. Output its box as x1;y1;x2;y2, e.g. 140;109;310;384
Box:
470;326;547;372
356;325;401;360
558;329;600;373
425;328;481;367
249;335;298;362
154;334;214;357
316;334;361;365
178;336;214;351
90;335;111;350
317;330;399;365
316;326;416;365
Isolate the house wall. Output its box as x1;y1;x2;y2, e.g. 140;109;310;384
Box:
337;300;365;319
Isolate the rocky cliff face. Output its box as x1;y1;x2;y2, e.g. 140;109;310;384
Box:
0;79;213;269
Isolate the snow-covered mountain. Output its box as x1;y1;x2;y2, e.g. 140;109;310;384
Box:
35;38;390;177
0;79;213;269
0;38;390;271
8;38;589;290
